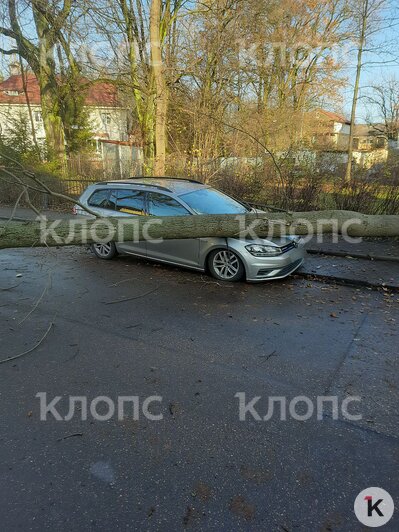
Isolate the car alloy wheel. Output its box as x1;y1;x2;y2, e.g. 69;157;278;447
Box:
91;242;118;260
208;249;244;282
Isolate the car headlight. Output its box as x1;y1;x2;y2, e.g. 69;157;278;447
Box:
245;244;282;257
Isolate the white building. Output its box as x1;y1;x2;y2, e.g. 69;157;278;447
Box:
313;109;351;150
0;72;130;150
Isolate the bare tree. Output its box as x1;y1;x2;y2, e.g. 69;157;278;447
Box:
0;1;74;162
366;76;399;143
345;0;398;181
86;0;184;175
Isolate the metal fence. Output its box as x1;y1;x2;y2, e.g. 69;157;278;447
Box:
0;175;100;211
0;143;143;211
101;143;143;179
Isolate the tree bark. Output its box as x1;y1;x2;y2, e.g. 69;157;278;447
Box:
150;0;168;176
32;5;67;165
119;0;156;174
19;55;42;159
345;0;369;182
1;1;75;163
1;211;398;250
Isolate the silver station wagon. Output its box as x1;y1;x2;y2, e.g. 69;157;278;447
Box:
76;178;305;282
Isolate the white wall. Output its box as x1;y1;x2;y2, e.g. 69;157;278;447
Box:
333;122;350;135
87;106;128;141
0;103;46;140
0;103;128;144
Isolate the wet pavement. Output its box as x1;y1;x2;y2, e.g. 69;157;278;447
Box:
299;253;399;290
0;247;398;531
301;236;399;291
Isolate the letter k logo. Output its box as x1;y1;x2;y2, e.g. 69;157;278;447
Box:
365;496;384;517
355;488;394;527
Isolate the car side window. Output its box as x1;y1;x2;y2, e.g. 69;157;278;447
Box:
148;192;190;216
88;189;113;210
112;189;146;215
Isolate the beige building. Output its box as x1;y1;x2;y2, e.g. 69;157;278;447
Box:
309;110;390;169
310;109;351;150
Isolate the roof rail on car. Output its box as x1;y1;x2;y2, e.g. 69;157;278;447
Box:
94;180;172;192
129;176;203;184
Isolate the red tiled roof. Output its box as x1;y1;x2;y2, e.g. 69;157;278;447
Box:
85;80;119;107
0;74;40;104
315;109;350;125
0;74;120;107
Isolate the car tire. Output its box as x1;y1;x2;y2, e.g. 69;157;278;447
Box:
91;242;118;260
207;249;245;282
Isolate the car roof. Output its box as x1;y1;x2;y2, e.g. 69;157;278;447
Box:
95;177;208;195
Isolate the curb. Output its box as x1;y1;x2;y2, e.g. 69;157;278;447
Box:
306;248;399;263
295;270;398;292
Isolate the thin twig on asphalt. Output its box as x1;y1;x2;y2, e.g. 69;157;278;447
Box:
108;277;138;287
0;321;54;365
18;272;52;325
259;350;277;364
0;282;22;291
103;286;159;305
57;433;83;442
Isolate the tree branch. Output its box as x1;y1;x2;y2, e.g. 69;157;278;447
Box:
0;47;19;55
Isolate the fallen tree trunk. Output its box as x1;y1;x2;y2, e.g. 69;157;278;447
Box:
0;211;398;250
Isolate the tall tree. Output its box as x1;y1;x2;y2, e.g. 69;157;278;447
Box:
0;1;74;162
150;0;168;175
88;0;184;174
366;76;399;143
345;0;369;181
345;0;397;180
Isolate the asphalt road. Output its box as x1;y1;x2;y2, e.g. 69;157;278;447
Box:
0;247;398;531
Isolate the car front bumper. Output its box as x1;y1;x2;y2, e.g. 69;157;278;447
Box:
227;240;306;282
246;256;305;282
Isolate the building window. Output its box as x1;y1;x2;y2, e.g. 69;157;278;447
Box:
353;138;359;150
375;137;386;148
4;90;19;96
101;113;112;126
34;111;42;123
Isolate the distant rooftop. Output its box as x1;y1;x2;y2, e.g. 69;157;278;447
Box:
315;109;351;125
0;74;120;107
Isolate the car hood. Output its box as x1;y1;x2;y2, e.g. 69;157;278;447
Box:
233;235;300;248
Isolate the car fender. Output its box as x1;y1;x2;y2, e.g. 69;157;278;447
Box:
199;238;249;276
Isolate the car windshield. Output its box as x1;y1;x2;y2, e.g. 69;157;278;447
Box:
180;188;248;214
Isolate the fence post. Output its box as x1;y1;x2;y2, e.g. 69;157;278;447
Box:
118;144;123;179
42;192;49;210
101;141;106;179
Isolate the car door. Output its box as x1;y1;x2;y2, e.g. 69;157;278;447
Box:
110;188;147;256
146;191;201;268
